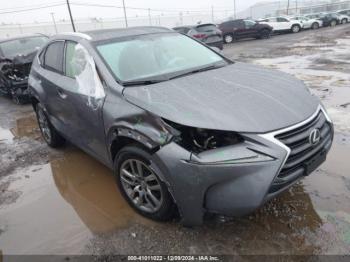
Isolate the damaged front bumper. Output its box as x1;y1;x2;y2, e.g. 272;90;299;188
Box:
149;106;333;226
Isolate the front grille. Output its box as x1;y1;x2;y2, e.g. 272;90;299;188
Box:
269;110;333;193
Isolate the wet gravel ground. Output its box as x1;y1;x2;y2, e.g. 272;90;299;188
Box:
0;24;350;258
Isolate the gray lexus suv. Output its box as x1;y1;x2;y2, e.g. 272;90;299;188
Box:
29;27;333;226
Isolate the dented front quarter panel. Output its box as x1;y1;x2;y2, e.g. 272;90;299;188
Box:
103;85;175;163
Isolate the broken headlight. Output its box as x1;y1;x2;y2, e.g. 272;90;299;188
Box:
162;119;243;153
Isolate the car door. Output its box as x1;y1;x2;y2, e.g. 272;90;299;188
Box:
243;20;259;37
61;41;108;164
232;20;245;38
39;40;70;135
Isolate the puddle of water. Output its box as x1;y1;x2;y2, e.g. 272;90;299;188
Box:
0;147;152;255
0;127;14;143
10;114;40;140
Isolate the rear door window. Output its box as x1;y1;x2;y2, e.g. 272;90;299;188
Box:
44;41;64;73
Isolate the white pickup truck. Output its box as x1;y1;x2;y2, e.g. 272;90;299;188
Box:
258;16;303;33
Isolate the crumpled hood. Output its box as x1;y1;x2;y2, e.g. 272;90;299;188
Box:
123;62;320;133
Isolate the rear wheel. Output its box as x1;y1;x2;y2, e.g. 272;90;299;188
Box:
35;103;65;147
311;22;319;29
341;18;348;24
224;34;234;44
11;93;22;105
259;29;271;39
291;24;301;33
115;145;176;221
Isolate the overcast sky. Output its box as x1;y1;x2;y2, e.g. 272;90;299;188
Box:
0;0;267;24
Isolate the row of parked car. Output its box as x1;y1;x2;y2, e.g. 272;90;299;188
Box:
173;9;350;46
0;9;349;105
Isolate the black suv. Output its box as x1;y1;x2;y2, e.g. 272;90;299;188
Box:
219;19;273;43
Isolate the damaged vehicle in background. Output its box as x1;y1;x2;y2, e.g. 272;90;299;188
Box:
0;34;48;104
29;27;334;226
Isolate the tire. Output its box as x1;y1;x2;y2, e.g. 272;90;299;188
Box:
291;24;301;33
114;145;176;222
341;18;347;24
224;34;234;44
11;94;22;105
330;20;337;27
311;22;319;30
259;29;271;39
35;103;65;148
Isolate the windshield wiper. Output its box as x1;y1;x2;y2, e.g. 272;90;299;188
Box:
122;79;166;87
169;63;226;80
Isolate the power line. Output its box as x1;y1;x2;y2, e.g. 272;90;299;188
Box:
70;2;231;14
0;2;65;12
0;3;66;15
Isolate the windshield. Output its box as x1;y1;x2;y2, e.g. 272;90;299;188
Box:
96;33;226;83
0;36;47;58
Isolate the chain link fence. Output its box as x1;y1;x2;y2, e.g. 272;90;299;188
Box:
0;13;216;38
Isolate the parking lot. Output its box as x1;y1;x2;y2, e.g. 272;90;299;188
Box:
1;24;350;256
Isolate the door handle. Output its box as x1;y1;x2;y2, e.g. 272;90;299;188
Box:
56;87;67;99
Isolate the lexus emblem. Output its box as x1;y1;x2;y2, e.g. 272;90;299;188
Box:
309;129;321;145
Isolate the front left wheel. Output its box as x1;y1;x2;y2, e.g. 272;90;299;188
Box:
115;145;176;222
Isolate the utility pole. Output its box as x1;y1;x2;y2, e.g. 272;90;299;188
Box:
148;8;152;26
51;12;58;34
179;12;183;25
286;0;290;15
122;0;128;27
211;6;214;22
18;23;23;34
233;0;236;19
295;0;298;14
66;0;76;32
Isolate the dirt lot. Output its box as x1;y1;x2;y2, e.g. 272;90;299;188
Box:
1;25;350;257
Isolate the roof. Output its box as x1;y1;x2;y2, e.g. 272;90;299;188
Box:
83;26;172;42
0;33;47;43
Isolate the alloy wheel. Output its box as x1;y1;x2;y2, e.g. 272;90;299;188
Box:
292;25;300;33
120;159;163;213
224;35;233;43
37;107;52;143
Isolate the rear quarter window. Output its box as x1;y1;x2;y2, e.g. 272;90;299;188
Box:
44;41;64;73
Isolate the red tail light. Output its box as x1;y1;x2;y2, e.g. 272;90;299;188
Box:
193;34;206;39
